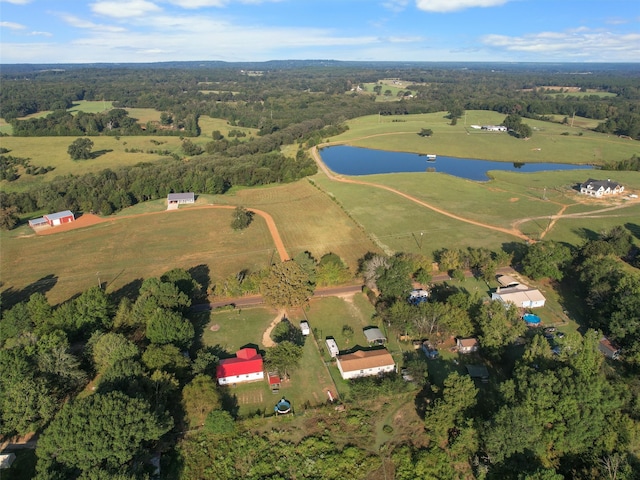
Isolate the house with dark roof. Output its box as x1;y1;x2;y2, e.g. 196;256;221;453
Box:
580;179;624;197
216;347;264;385
336;348;395;380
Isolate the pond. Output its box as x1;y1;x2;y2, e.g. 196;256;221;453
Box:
319;146;592;181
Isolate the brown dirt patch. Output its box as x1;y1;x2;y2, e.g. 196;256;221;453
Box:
509;197;519;202
209;324;221;332
36;213;106;235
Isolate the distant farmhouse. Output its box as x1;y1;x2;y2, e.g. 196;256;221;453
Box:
580;179;624;197
481;125;507;132
335;348;395;380
457;337;479;354
29;210;75;229
167;192;195;209
216;347;264;385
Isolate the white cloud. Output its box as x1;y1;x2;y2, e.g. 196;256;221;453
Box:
0;21;26;30
0;0;33;4
382;0;409;12
29;31;53;37
481;29;640;61
91;0;162;18
164;0;227;7
60;14;127;32
416;0;510;13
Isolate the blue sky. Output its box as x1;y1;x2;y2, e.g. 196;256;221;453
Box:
1;0;639;63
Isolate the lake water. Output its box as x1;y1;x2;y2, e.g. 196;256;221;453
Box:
319;146;592;181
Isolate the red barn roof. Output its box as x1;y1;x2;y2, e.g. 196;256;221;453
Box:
216;348;263;379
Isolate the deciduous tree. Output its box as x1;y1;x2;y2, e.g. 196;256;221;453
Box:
67;137;94;160
260;260;314;308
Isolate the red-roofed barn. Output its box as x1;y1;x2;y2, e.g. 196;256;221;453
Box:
216;347;264;385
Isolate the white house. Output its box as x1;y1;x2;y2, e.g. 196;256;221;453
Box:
335;348;395;380
167;192;195;209
481;125;507;132
457;337;479;354
492;285;546;308
580;179;624;197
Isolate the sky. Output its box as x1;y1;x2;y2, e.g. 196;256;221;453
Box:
1;0;639;64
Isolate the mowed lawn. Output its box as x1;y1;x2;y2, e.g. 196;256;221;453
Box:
1;208;275;306
202;305;336;416
328;111;638;165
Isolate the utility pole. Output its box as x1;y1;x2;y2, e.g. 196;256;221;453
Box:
96;272;101;289
420;232;424;251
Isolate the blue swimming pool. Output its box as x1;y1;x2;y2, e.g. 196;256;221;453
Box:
523;313;541;325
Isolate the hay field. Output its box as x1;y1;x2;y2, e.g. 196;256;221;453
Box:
329;111;638;165
197;115;258;139
1;180;379;305
0;208;275;306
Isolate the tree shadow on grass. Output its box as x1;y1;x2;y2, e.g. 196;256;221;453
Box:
89;149;113;159
0;274;58;310
108;277;144;305
188;264;210;302
572;227;600;241
625;222;640;241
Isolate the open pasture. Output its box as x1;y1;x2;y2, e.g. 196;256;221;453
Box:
0;208;275;306
204;180;381;272
328;111;638;165
0;135;184;192
197;115;258;139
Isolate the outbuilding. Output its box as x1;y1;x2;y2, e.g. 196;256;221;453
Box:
43;210;75;226
216;347;264;385
457;337;479;354
167;192;195;209
300;321;310;336
363;327;386;345
325;338;340;358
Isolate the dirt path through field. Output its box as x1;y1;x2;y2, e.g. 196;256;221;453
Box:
33;204;290;262
262;309;287;348
311;145;530;241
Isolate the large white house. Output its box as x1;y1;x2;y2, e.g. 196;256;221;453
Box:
336;348;395;380
492;285;546;308
580;179;624;197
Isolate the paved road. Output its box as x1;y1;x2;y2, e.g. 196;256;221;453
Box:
191;284;363;312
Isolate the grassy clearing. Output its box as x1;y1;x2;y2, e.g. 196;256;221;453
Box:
203;307;276;352
328;111;638;165
0;135;185;192
0;208;275;306
68;100;113;114
197;115;258;139
1;180;378;305
204;180;381;272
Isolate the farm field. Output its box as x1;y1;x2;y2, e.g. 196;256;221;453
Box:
327;111;638;164
197;115;258;139
1;180;379;305
0;208;275;306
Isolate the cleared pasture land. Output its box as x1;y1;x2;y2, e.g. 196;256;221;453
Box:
197;115;258;139
204;180;381;271
1;180;379;304
0;135;185;192
0;208;275;305
329;111;638;164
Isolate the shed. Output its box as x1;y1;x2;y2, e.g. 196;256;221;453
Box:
496;274;519;288
0;453;16;469
325;338;340;358
300;321;310;336
363;327;386;345
599;337;620;360
167;192;195;204
267;371;281;392
466;364;489;382
43;210;75;226
409;289;429;305
28;217;48;228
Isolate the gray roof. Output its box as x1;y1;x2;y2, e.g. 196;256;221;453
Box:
167;192;194;201
363;327;386;343
44;210;74;221
581;178;622;189
28;217;48;226
466;365;489;379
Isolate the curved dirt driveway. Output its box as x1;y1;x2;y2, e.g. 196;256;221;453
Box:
35;204;290;262
311;145;530;241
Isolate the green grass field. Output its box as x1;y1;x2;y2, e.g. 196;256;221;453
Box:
328;111;638;165
197;115;258;139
